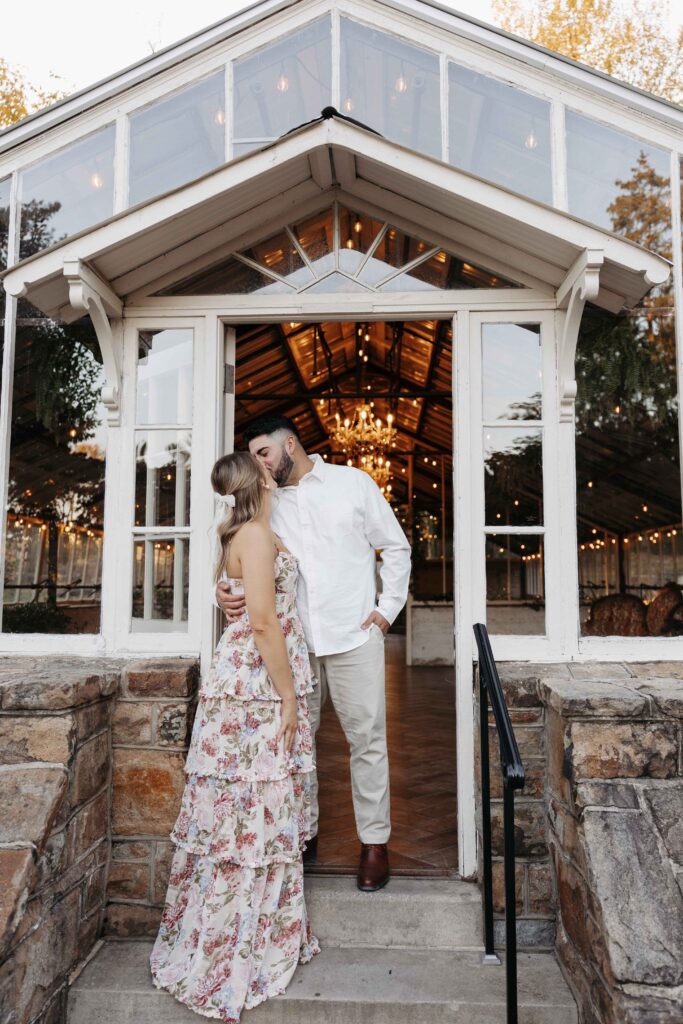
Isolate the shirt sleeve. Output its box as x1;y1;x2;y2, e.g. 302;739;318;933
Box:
359;472;411;625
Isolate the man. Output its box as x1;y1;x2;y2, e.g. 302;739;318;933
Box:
215;414;410;891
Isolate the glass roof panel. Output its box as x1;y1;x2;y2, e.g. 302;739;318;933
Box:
156;256;292;295
242;230;312;288
156;204;524;295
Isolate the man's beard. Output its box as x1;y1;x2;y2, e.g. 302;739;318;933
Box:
272;449;294;487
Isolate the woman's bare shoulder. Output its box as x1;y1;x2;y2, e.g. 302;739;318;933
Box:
231;520;274;555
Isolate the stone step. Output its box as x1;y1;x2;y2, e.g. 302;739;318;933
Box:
304;876;483;949
68;941;578;1024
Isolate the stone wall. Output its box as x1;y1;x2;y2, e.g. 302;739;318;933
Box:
0;660;118;1024
541;664;683;1023
475;666;556;949
105;659;199;939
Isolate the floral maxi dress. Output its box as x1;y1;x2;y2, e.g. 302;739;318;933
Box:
151;551;319;1022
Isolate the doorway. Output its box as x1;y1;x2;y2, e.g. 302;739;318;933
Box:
233;319;457;874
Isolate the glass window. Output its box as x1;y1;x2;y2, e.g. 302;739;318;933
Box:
484;427;543;526
341;18;441;159
482;323;542;421
449;64;552;204
233;17;331;153
136;329;193;425
135;431;191;528
18;127;115;259
132;329;193;632
156;204;521;295
129;73;225;206
2;318;107;633
486;534;545;635
566;112;671;254
0;176;11;271
576;305;681;637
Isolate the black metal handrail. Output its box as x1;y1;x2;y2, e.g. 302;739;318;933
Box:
473;622;525;1024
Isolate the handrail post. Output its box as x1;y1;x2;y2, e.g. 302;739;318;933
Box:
503;783;519;1024
479;667;499;965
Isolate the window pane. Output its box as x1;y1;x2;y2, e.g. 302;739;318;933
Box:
484;427;543;526
292;208;335;275
576;305;682;637
242;230;312;287
482;323;542;421
0;176;10;271
132;536;189;630
449;64;552;204
3;319;106;634
341;18;441;158
233;17;331;151
486;534;545;635
137;329;193;425
19;128;115;258
135;431;191;527
566;111;671;255
156;256;292;295
129;73;225;206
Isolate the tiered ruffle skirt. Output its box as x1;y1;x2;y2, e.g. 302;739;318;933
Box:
150;603;319;1023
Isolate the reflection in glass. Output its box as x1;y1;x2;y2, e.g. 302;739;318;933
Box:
482;323;542;421
19;127;115;259
135;431;191;528
3;319;106;633
576;305;682;637
341;18;441;158
242;230;311;287
486;534;545;635
484;427;543;526
132;537;189;629
129;73;225;206
292;208;335;275
449;64;552;204
156;204;523;296
157;257;292;295
0;176;11;271
137;329;193;425
233;17;331;153
566;111;671;256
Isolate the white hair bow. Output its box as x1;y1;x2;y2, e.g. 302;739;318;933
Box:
216;492;236;510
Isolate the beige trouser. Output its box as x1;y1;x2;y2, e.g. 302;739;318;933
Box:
307;623;391;845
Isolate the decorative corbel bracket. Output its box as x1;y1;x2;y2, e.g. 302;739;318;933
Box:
556;249;603;423
63;259;123;426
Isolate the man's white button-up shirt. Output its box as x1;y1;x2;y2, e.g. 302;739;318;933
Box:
214;455;411;657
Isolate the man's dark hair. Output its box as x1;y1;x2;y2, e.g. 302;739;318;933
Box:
243;414;301;446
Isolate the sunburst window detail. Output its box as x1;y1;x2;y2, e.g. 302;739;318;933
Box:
155;203;522;296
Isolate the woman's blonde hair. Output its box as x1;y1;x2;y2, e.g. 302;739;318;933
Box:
211;451;265;582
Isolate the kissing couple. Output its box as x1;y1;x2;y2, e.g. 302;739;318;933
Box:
151;412;410;1023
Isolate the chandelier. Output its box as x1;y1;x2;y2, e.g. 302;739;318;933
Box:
331;403;396;496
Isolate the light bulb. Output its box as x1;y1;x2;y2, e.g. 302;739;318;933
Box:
90;172;103;189
395;73;409;94
342;96;354;113
345;238;354;248
354;218;362;233
214;109;225;125
524;130;538;150
276;72;290;93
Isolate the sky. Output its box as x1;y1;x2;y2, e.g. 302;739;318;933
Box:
4;0;498;96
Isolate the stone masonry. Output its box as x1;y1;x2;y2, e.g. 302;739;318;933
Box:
106;659;198;940
477;661;683;1023
0;655;199;1024
0;659;118;1024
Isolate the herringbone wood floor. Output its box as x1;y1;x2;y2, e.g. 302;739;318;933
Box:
311;635;458;876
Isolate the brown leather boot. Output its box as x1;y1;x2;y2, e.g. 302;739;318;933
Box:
357;843;390;892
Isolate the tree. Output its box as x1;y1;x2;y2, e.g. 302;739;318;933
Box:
0;58;65;131
491;0;683;104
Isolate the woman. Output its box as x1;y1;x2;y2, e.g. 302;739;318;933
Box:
151;451;319;1022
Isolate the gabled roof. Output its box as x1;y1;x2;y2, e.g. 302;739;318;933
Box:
2;113;670;318
0;0;680;158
